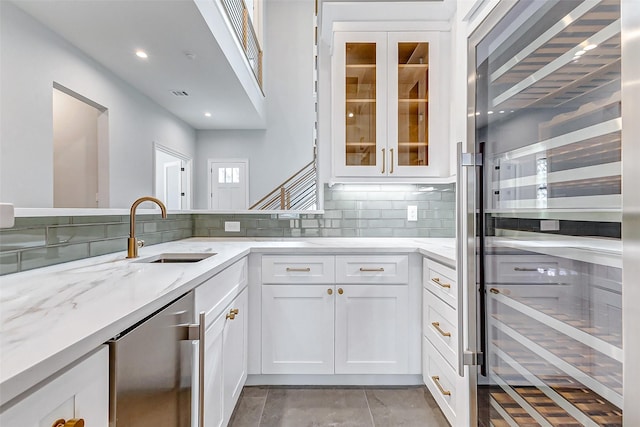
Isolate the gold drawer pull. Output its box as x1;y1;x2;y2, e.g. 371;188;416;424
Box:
431;322;451;337
327;288;333;295
431;277;451;289
286;267;311;272
52;419;84;427
431;376;451;396
230;308;239;315
514;267;544;272
338;288;344;295
489;288;500;294
359;267;384;272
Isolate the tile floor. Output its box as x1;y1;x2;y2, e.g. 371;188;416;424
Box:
228;386;450;427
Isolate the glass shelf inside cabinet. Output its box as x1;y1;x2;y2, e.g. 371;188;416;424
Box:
345;43;377;166
398;42;429;166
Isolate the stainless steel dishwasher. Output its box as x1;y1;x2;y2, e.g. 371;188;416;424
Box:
109;291;203;427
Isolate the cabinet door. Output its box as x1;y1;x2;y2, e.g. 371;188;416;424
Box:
333;32;388;177
0;346;109;427
202;312;225;427
222;288;248;425
262;285;335;374
335;284;409;374
388;32;447;177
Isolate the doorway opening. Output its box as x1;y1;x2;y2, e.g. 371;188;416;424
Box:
154;143;192;210
208;159;249;210
52;84;109;208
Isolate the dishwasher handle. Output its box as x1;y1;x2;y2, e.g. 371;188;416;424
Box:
180;312;206;427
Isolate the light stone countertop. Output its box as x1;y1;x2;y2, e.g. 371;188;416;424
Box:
0;237;455;407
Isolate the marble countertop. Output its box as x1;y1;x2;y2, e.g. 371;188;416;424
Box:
0;237;455;406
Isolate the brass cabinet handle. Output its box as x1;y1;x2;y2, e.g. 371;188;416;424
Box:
286;267;311;272
226;308;238;320
360;267;384;272
338;288;344;295
327;288;333;295
431;376;451;396
489;288;500;294
431;277;451;289
381;148;386;174
390;148;394;174
431;322;452;337
52;419;85;427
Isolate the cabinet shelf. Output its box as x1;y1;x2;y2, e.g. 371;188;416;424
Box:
346;64;376;68
346;141;376;147
345;99;376;103
398;98;428;102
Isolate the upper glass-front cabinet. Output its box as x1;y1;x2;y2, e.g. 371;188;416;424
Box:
332;31;448;179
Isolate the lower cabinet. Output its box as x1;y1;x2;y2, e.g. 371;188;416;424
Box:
0;346;109;427
201;288;248;427
261;285;334;374
261;284;409;375
334;285;409;374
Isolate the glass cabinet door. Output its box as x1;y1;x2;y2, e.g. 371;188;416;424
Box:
396;42;429;168
345;42;377;167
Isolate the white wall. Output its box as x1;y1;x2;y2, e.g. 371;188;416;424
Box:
194;0;315;209
52;88;100;208
0;2;196;208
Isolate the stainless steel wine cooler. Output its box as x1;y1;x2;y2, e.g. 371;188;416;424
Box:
461;0;638;425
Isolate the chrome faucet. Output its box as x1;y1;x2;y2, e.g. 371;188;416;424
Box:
127;196;167;258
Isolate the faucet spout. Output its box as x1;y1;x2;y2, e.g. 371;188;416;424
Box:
127;196;167;258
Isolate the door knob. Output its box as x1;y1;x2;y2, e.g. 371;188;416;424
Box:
327;288;333;295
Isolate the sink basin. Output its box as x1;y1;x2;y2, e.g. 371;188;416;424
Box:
134;253;217;264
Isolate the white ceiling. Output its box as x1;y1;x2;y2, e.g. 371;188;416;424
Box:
13;0;265;130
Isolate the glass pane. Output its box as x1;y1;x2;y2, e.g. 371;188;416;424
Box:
474;1;622;426
232;167;239;183
225;167;232;183
398;42;428;166
345;42;376;166
218;168;225;184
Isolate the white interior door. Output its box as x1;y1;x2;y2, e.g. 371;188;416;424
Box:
209;160;248;210
164;161;182;210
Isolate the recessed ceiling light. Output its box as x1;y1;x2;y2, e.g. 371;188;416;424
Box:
347;112;354;118
584;44;597;51
499;110;505;114
204;112;212;117
575;50;586;56
135;50;148;59
488;110;494;115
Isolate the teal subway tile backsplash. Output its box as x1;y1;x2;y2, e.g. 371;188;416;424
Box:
0;184;454;275
0;214;193;274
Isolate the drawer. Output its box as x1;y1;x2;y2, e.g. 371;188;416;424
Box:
261;255;335;284
335;255;408;284
423;336;457;426
196;257;248;327
424;258;457;308
423;288;457;369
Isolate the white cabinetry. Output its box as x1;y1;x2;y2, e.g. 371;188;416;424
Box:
0;346;108;427
422;257;468;427
261;284;334;374
261;255;411;376
332;30;450;180
195;258;248;427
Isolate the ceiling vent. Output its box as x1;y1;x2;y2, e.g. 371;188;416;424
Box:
171;90;189;97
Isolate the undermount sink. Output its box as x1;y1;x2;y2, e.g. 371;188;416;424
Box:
134;253;217;264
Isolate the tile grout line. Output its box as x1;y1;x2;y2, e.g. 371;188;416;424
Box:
363;387;376;427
